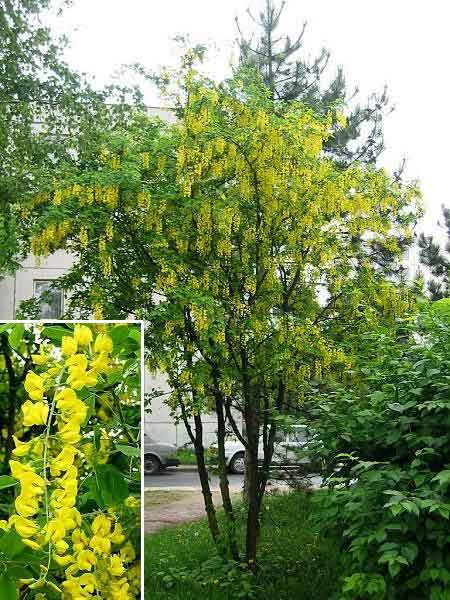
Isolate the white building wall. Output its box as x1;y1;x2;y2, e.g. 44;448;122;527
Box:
0;251;74;318
143;369;226;448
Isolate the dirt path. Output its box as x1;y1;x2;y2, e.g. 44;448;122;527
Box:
144;489;235;535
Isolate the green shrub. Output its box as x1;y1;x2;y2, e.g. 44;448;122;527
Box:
430;297;450;322
305;314;450;599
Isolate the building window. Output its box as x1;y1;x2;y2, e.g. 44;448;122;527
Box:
33;280;64;318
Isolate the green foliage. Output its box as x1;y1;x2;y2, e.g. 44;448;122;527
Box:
144;491;341;600
430;298;450;322
304;313;450;599
419;206;450;300
0;0;142;276
176;447;197;465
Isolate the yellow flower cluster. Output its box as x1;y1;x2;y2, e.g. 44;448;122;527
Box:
31;222;71;256
3;325;140;599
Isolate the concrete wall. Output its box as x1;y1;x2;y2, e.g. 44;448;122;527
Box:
0;251;73;319
143;369;224;448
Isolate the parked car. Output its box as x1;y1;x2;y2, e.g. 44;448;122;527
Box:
209;425;313;474
144;434;180;475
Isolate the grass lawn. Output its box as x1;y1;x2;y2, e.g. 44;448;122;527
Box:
144;490;341;599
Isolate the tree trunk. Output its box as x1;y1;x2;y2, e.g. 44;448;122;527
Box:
215;391;240;560
192;414;221;545
178;393;221;547
244;396;260;571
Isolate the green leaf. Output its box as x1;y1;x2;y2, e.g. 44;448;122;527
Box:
0;575;16;600
0;530;25;559
107;369;123;385
433;470;450;486
401;500;420;516
426;368;441;378
116;444;140;458
128;326;142;344
89;464;129;508
0;324;11;335
0;476;18;490
41;325;72;343
8;324;25;350
111;325;130;347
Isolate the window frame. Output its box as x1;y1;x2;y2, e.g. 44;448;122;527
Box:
33;279;64;319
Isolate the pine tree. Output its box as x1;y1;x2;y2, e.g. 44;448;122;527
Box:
418;207;450;300
236;0;390;166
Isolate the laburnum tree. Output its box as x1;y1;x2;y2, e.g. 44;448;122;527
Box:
20;63;420;566
0;0;141;277
418;206;450;300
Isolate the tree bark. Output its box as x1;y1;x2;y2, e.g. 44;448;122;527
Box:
245;406;260;571
178;394;221;546
193;414;221;546
1;333;17;468
214;389;240;560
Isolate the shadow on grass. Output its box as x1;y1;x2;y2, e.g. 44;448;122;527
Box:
144;490;342;599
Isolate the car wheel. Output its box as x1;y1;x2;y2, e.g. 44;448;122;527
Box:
144;454;161;475
230;452;245;474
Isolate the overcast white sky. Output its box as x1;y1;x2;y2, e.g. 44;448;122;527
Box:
51;0;449;236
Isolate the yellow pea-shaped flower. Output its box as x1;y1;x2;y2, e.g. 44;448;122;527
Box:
55;387;78;406
92;514;111;536
24;372;44;401
94;333;113;354
76;549;97;571
54;539;69;554
58;422;81;444
73;324;93;346
22;400;48;427
120;541;136;563
109;554;125;577
50;446;76;476
61;335;77;356
66;354;88;371
53;553;73;567
15;493;39;518
12;435;31;457
46;519;66;543
22;538;41;550
10;515;38;538
110;522;125;545
90;534;111;555
78;573;96;593
91;352;110;374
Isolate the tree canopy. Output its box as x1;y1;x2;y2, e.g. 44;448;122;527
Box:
0;0;140;276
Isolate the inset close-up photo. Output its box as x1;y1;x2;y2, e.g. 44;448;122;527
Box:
0;321;142;599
